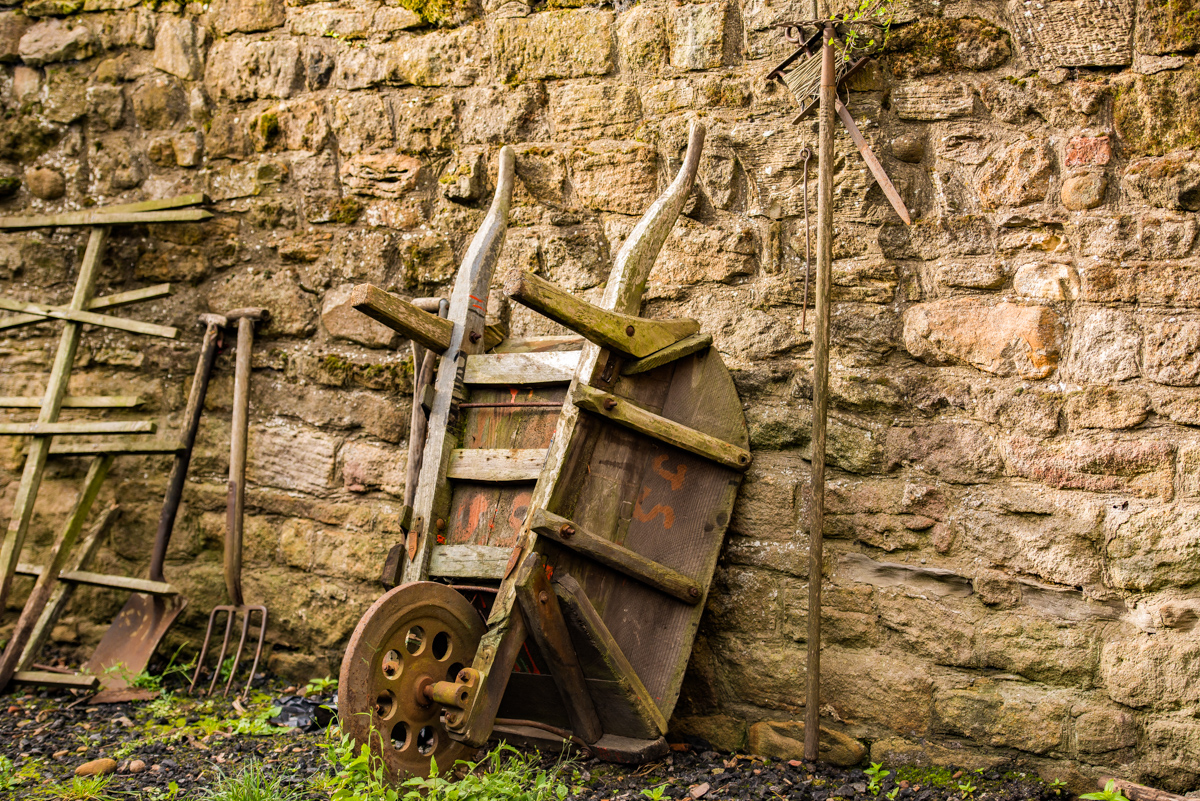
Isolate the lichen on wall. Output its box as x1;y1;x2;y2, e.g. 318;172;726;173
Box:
1;0;1200;791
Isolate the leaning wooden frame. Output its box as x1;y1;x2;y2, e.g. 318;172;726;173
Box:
338;122;753;780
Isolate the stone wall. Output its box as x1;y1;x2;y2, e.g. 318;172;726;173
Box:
2;0;1200;790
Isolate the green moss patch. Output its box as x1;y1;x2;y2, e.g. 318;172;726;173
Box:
884;18;1010;77
1113;66;1200;156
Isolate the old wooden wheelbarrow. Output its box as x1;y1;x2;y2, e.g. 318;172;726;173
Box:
338;122;751;779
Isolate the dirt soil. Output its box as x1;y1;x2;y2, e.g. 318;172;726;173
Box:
0;670;1069;801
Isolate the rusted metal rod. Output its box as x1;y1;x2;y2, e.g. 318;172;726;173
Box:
805;19;835;763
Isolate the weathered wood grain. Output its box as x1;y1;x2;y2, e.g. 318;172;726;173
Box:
464;352;580;385
428;544;511;579
622;334;712;376
350;285;455;351
0;421;157;436
447;449;547;482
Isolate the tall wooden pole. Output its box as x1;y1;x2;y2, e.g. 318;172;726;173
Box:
804;20;836;763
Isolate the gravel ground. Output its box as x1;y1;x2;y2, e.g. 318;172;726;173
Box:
0;670;1068;801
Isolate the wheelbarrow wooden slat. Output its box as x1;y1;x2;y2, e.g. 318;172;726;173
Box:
351;284;455;352
463;351;580;385
622;333;713;376
446;449;547;482
492;335;586;354
429;544;510;579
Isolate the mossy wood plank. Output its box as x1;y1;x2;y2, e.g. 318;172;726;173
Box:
350;284;454;352
0;396;143;409
505;271;699;359
463;352;580;385
0;209;211;229
49;438;183;455
0;296;178;339
622;334;712;376
0;421;156;436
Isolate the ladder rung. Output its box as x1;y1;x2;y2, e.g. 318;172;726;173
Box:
572;385;752;471
0;396;144;409
447;449;547;482
50;437;184;455
463;351;580;385
16;564;177;596
0;421;156;436
428;545;510;579
12;670;98;689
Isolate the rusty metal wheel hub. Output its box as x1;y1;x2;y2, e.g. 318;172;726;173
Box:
339;581;486;780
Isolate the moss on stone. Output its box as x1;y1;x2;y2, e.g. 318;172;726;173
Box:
330;197;364;225
1113;67;1200;156
884;17;1010;78
0;105;63;162
0;177;20;199
257;112;281;147
1142;0;1200;53
395;0;467;27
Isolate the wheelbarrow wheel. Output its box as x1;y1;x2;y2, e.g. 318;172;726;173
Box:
339;581;487;781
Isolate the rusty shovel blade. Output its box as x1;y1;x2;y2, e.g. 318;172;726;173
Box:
84;594;187;703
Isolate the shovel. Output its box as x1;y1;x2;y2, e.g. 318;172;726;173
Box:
189;308;269;698
86;313;227;703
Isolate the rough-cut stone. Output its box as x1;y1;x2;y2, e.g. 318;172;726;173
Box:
1136;0;1200;56
1074;705;1138;754
1013;262;1079;301
1061;172;1107;210
0;11;31;62
1007;0;1133;68
886;423;1003;484
618;3;667;74
549;81;641;138
1103;501;1200;591
891;80;974;120
1101;632;1200;709
934;681;1071;754
205;267;317;337
1003;434;1175;499
976;614;1098;685
977;140;1054;209
903;298;1061;379
670;1;728;71
153;16;205;80
747;721;866;767
1124;151;1200;211
891;133;925;163
205;39;303;101
340;152;422;198
247;425;340;494
1113;67;1200;157
1142;313;1200;386
570;139;657;214
342;440;407;494
18;18;93;65
1066;386;1150;430
1066;135;1112;167
320;284;401;348
389;26;485;87
1063;306;1142;384
131;74;185;130
212;0;285;34
495;10;615;81
24;166;64;199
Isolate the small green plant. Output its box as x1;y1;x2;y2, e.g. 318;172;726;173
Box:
0;755;41;791
865;762;891;794
886;788;900;801
1047;779;1068;796
1081;780;1131;801
837;0;898;63
642;784;670;801
306;676;339;696
41;774;118;801
201;763;301;801
957;779;977;799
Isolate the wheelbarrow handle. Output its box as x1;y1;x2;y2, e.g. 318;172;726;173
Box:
149;314;226;583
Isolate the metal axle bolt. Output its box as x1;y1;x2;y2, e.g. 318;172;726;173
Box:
538;591;548;604
625;325;635;336
469;331;482;343
603;398;617;411
559;524;575;538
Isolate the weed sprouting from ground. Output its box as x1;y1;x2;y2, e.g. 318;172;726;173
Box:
200;763;301;801
36;774;118;801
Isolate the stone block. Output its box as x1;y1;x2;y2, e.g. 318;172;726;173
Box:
212;0;285;34
617;3;666;74
1100;632;1200;709
669;1;728;71
205;267;317;337
288;4;370;38
391;25;484;87
0;11;31;62
1142;717;1200;791
885;422;1003;484
1113;66;1200;157
877;591;978;666
1136;0;1200;56
1006;0;1133;68
153;15;205;80
341;440;406;494
891;80;974;120
24;166;64;199
933;681;1072;754
976;614;1098;686
205;39;304;101
569;139;657;214
903;298;1061;380
247;424;341;494
746;721;866;767
823;648;935;735
494;9;615;82
372;5;423;33
870;736;1009;771
340;152;422;198
1002;434;1175;500
331;93;393;155
455;83;549;144
320;283;401;348
1124;151;1200;212
1073;705;1138;754
1065;135;1111;167
1063;306;1141;384
976;140;1054;209
86;82;124;130
1061;172;1107;210
1065;386;1149;430
1103;501;1200;591
389;95;456;154
256;98;329;152
548;81;641;139
18;18;93;65
1013;262;1079;301
669;714;747;752
1142;312;1200;386
131;74;186;130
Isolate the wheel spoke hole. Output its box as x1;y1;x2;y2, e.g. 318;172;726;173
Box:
382;649;402;680
432;631;451;661
374;690;396;721
391;721;410;751
405;626;426;656
446;662;464;682
417;725;437;756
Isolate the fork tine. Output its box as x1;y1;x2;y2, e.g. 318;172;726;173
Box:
206;608;235;696
189;606;223;694
223;608;253;697
239;606;268;699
